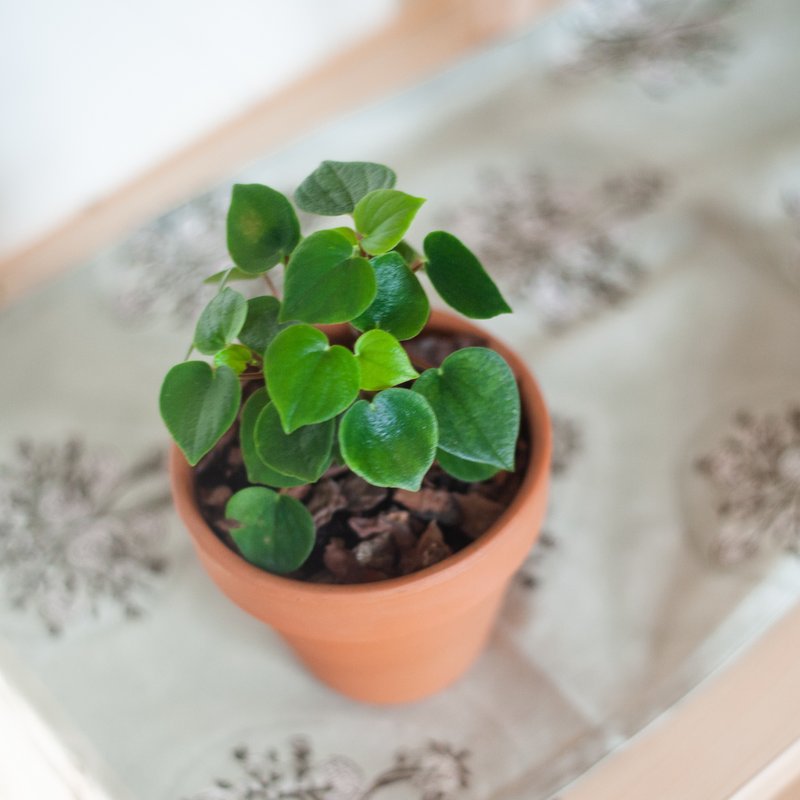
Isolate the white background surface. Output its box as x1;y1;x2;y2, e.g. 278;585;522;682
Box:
0;0;396;261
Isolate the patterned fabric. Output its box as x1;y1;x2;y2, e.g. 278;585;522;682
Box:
442;170;664;331
105;191;229;325
695;409;800;564
0;439;171;633
555;0;747;97
184;738;469;800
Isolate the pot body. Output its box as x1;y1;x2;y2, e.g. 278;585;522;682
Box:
170;310;551;703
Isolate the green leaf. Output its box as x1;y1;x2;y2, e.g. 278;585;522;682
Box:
351;252;430;340
194;287;248;355
423;231;512;319
354;329;418;391
330;226;359;245
413;347;519;470
226;487;315;574
240;389;306;487
392;239;422;267
265;324;360;432
294;160;396;215
353;190;425;255
255;401;334;482
238;296;290;354
159;362;240;466
339;389;437;491
227;184;300;274
280;229;376;324
203;267;260;284
214;343;252;375
436;449;500;482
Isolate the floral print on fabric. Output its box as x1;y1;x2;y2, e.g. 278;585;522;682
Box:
443;169;665;331
0;438;172;633
183;737;471;800
107;191;230;325
694;408;800;564
556;0;747;97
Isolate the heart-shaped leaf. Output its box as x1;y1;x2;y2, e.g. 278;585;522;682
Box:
353;190;425;255
238;296;290;354
227;184;300;274
339;389;437;491
265;324;360;432
255;401;334;482
240;389;306;487
354;329;418;391
203;267;260;284
351;252;430;340
294;160;396;215
194;287;248;355
436;449;500;482
413;347;519;470
159;362;240;466
226;487;315;574
423;231;512;319
214;343;252;375
280;230;376;324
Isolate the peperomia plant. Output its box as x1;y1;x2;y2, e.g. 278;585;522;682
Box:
160;161;520;575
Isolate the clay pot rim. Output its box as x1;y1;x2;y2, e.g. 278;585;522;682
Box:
170;309;551;600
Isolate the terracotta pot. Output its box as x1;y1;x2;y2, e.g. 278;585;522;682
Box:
169;310;551;704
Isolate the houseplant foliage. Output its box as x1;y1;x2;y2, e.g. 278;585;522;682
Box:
160;161;519;575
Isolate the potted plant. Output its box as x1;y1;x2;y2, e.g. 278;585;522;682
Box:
161;161;551;703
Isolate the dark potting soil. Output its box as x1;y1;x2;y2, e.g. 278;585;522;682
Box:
193;330;529;584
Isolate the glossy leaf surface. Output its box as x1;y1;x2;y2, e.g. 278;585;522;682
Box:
339;389;437;490
354;329;418;391
226;487;314;574
436;449;501;482
265;324;360;432
413;347;519;470
255;401;334;482
351;252;429;340
281;229;376;324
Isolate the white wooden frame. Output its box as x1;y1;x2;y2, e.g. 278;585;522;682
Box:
563;604;800;799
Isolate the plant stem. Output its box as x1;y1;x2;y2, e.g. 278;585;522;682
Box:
264;271;281;299
217;265;235;293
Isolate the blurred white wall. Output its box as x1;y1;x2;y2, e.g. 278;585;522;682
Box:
0;0;398;260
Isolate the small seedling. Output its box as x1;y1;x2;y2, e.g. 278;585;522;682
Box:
160;161;520;574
